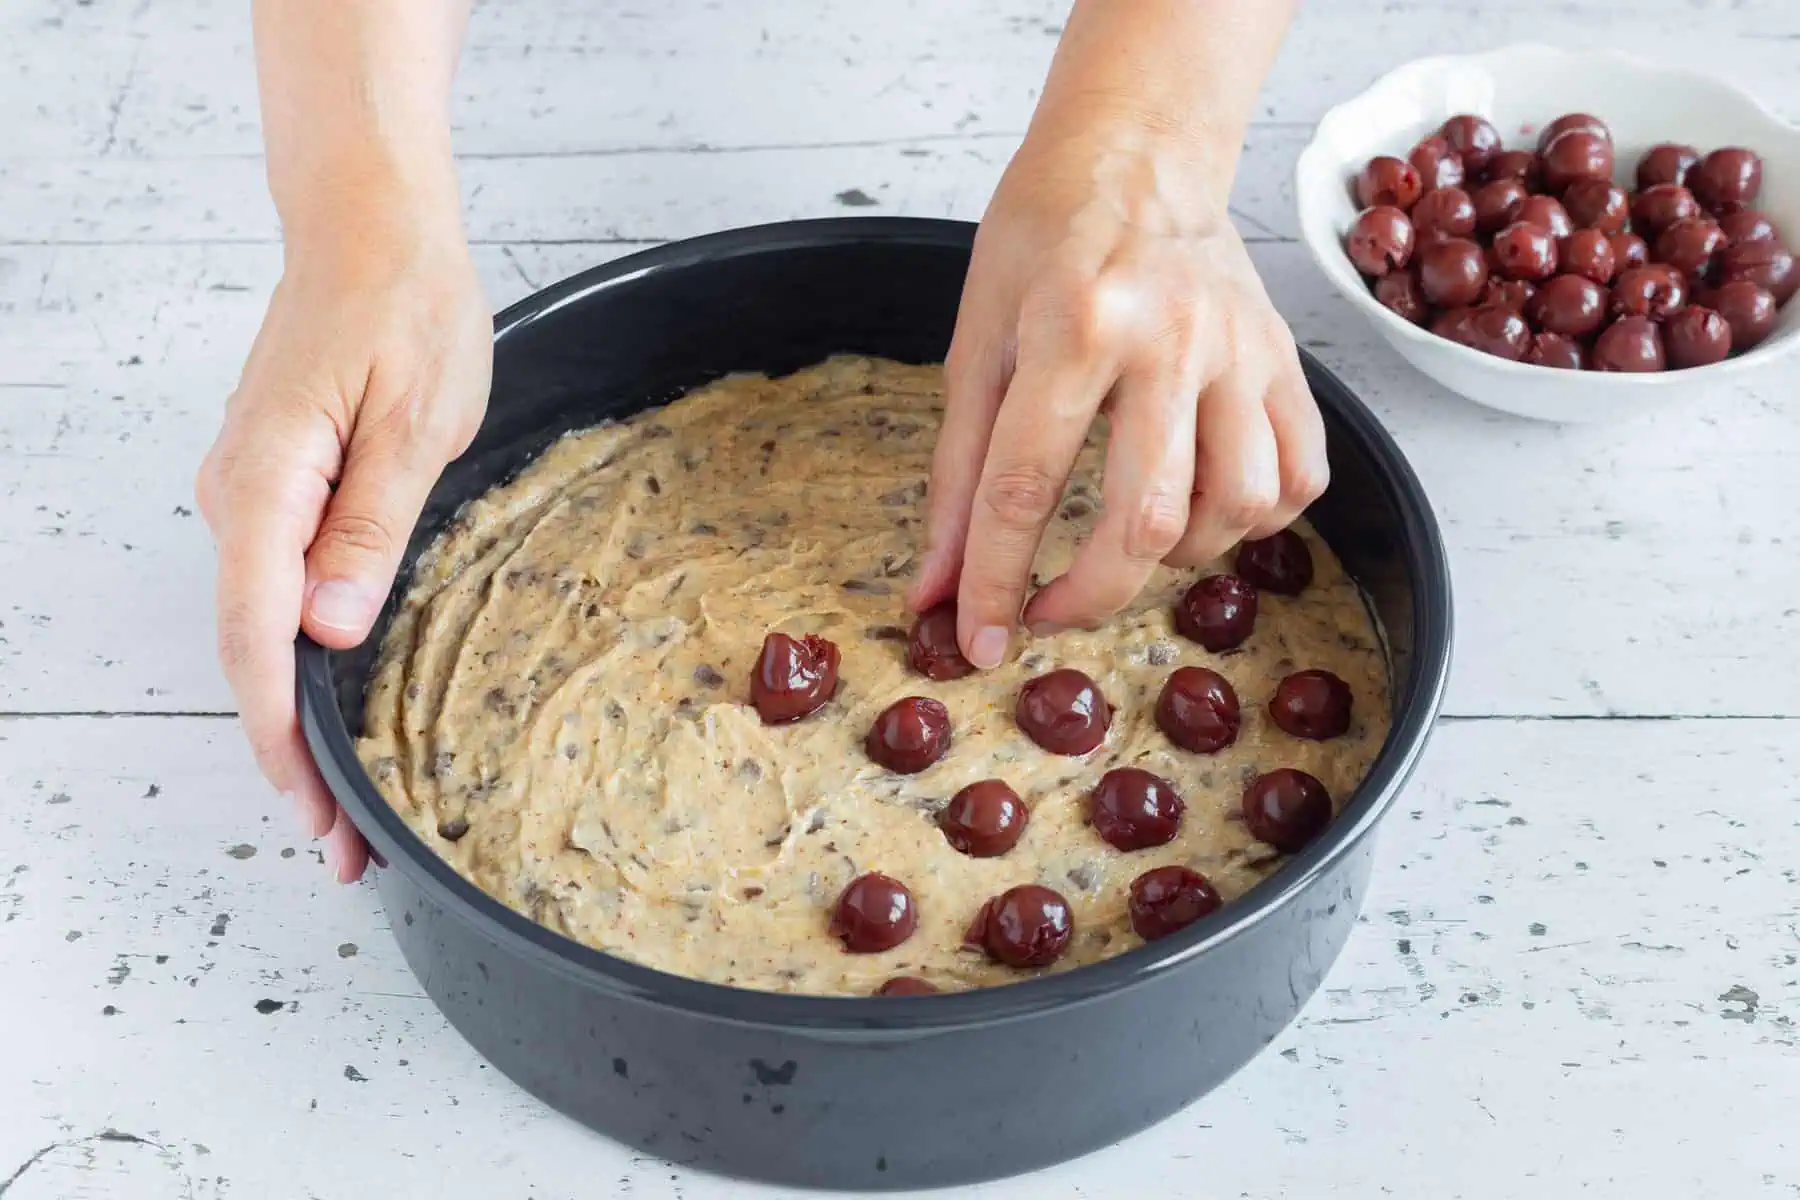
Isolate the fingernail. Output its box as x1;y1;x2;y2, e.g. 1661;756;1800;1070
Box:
309;580;376;633
968;626;1008;669
1028;620;1064;639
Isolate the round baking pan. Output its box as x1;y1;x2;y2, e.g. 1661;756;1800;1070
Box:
297;217;1453;1190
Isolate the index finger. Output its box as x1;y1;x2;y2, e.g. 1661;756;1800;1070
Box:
954;347;1116;667
1023;365;1198;633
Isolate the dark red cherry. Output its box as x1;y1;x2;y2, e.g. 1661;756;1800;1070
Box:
1089;767;1185;851
1128;866;1222;941
1235;530;1314;595
967;885;1074;968
938;779;1029;857
1242;769;1333;853
865;697;952;774
829;872;917;953
1016;669;1110;755
1173;573;1258;651
908;602;974;681
1155;666;1241;754
1269;669;1353;740
750;633;840;724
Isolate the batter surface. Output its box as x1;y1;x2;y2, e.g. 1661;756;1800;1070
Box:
358;357;1390;995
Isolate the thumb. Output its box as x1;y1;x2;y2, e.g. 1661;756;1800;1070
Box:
301;426;440;649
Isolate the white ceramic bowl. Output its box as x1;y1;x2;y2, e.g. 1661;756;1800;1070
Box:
1295;45;1800;423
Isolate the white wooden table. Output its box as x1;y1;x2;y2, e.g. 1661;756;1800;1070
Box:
4;2;1799;1196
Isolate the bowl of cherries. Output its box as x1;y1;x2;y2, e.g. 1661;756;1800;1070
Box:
1295;45;1800;422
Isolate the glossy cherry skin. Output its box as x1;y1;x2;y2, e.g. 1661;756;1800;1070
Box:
1089;767;1186;851
1715;240;1799;305
1527;274;1608;339
1654;218;1726;282
1540;130;1614;193
1410;187;1476;244
1664;306;1733;369
1374;271;1429;325
908;602;973;681
1472;179;1529;235
1631;184;1700;239
1417;237;1489;307
1431;306;1529;361
1016;669;1111;755
1480;149;1542;190
1609;232;1650;272
751;633;840;724
938;779;1029;858
1635;143;1700;190
967;885;1074;968
1155;666;1241;754
1592;317;1667;372
1174;573;1258;651
1492;222;1560;282
1536;112;1610;153
1717;209;1780;249
1128;866;1223;942
1560;179;1629;235
1235;530;1314;595
1524;331;1586;370
1243;769;1334;854
1608;266;1686;322
1441;114;1503;174
1347;205;1416;277
1355;155;1424;210
1559;228;1617;284
873;976;938;996
830;872;918;953
1408;135;1465;191
1268;669;1353;740
1706;280;1779;350
865;696;952;774
1692;148;1763;213
1476;277;1534;314
1518;195;1574;240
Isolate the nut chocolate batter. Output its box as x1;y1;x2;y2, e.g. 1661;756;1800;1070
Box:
358;357;1390;995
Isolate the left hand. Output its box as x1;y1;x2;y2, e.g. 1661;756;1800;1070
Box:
908;118;1327;666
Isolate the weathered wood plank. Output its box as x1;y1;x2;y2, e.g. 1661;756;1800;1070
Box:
0;130;1299;246
1;715;1794;1197
6;0;1797;161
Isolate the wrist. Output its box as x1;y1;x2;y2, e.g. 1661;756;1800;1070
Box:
274;151;467;282
1028;0;1290;206
1025;101;1242;208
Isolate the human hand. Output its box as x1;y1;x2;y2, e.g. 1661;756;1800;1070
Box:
196;233;491;880
909;116;1327;665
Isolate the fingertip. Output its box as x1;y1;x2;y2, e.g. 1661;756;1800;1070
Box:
287;786;335;840
327;811;369;884
302;579;380;648
965;625;1009;670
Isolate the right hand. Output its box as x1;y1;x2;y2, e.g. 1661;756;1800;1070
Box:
196;231;492;881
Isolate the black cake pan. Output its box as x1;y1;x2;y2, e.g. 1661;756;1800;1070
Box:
297;217;1452;1191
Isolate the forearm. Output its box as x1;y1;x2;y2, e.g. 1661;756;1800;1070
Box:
253;0;470;257
1030;0;1295;197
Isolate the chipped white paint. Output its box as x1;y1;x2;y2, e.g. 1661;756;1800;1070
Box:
2;0;1799;1196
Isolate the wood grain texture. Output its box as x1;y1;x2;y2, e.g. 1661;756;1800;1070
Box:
1;717;1796;1198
